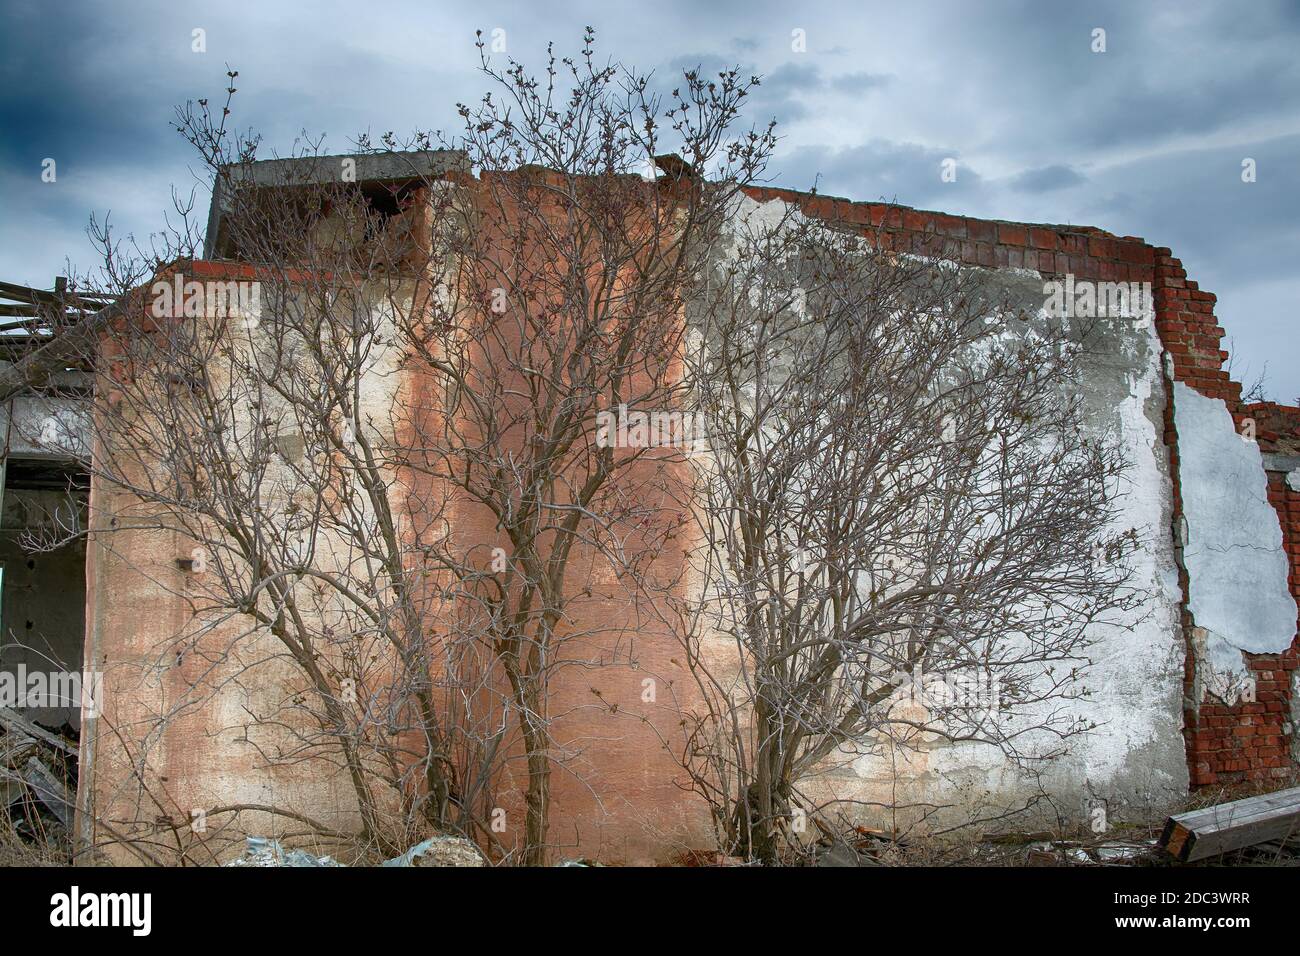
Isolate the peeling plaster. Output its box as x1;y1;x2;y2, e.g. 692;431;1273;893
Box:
711;196;1187;824
1172;381;1297;697
930;293;1186;820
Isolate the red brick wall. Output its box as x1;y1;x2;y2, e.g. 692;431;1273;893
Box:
1153;255;1299;788
1186;466;1298;786
742;186;1157;284
1214;402;1300;785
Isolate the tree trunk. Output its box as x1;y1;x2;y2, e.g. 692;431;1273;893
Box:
520;717;550;865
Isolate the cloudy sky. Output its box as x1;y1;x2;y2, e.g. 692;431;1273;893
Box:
2;0;1297;399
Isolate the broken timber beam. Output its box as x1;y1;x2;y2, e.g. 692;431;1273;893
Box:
23;756;74;826
0;706;77;755
0;297;122;404
1159;786;1300;862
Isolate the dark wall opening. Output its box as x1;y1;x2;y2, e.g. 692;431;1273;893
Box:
0;459;88;731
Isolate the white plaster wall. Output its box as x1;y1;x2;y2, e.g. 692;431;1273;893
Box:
1173;381;1297;696
924;308;1186;822
698;195;1189;828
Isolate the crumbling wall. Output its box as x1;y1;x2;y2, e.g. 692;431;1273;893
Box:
742;187;1300;802
724;190;1187;830
1173;383;1295;702
1149;253;1300;788
79;261;403;862
82;467;365;860
79;171;1297;863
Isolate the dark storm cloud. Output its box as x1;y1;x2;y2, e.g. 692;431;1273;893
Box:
0;3;181;170
1008;165;1087;194
1;0;1296;397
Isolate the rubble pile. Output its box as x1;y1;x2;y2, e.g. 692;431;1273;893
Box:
0;706;78;861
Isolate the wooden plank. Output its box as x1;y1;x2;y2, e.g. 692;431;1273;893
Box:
0;706;77;755
1159;786;1300;862
1173;786;1300;827
0;279;110;310
23;756;73;826
1185;815;1300;862
0;297;123;403
1172;793;1300;838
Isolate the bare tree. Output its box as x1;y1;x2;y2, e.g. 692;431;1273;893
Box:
47;36;776;864
388;29;772;863
671;199;1143;862
66;154;483;856
27;72;509;859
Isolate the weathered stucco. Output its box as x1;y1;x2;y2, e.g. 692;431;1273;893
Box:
71;160;1298;862
703;195;1186;830
1173;381;1297;698
922;262;1186;825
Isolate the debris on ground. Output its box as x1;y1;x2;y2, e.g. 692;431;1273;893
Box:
224;836;342;867
0;707;77;756
1094;842;1150;863
1159;785;1300;862
983;830;1056;845
1;706;78;863
809;818;897;865
381;834;486;867
23;757;73;826
671;849;751;866
815;842;880;867
1016;837;1161;866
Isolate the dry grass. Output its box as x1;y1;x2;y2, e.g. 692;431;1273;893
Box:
0;799;70;866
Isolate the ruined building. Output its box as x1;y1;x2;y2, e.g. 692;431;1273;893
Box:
1;151;1297;864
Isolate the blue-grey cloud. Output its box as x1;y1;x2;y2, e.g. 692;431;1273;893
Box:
777;140;985;207
0;0;1295;399
1007;164;1087;193
831;71;891;93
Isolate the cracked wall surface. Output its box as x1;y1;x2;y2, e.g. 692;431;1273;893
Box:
73;164;1300;861
1173;381;1296;700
